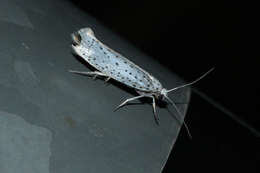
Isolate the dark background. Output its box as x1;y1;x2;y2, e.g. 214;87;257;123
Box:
71;0;259;172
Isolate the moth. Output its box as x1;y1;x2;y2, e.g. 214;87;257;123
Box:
70;27;213;136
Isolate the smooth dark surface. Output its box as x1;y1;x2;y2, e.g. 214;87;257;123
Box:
0;0;190;172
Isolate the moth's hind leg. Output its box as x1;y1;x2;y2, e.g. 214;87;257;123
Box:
69;70;109;80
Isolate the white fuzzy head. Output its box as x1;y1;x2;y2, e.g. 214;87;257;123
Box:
159;88;168;101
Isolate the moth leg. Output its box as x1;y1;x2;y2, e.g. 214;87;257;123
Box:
104;77;111;82
150;96;159;124
114;95;145;111
92;74;98;80
69;70;108;80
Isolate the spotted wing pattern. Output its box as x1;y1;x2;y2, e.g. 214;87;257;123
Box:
73;28;163;92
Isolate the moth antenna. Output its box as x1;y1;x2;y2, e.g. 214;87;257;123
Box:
167;68;214;93
164;95;192;139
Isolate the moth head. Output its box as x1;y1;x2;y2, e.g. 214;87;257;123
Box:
159;88;168;101
160;68;214;102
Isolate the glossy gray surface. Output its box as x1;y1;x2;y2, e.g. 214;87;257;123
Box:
0;0;190;172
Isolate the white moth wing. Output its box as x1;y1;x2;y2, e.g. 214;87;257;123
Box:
73;29;163;92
